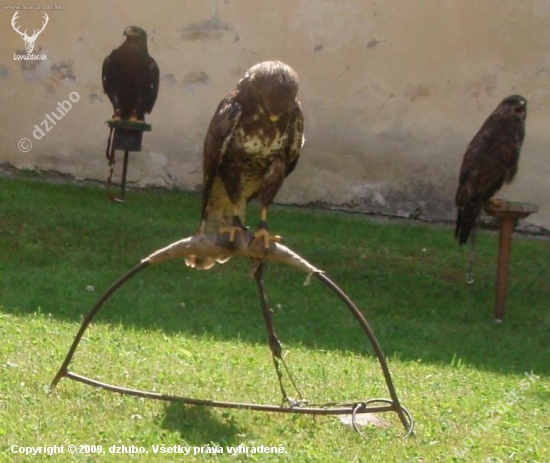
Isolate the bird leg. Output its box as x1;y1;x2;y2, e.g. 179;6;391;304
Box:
253;207;282;249
112;108;121;121
253;263;306;407
218;206;247;243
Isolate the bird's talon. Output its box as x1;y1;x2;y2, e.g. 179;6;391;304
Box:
253;229;281;249
488;197;506;208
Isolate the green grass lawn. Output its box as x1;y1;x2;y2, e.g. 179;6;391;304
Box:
0;175;548;462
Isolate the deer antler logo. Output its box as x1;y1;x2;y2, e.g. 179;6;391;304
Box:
11;11;49;54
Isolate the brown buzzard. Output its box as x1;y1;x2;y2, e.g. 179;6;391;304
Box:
455;95;527;245
186;61;304;270
102;26;159;122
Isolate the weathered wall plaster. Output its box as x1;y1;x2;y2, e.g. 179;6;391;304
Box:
1;1;549;229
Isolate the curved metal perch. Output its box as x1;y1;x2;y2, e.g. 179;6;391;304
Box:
50;232;414;437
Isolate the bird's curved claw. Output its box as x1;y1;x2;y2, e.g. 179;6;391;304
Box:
253;228;282;250
218;226;244;243
219;215;247;243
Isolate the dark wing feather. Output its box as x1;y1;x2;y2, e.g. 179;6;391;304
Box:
101;54;115;104
201;92;242;220
145;58;160;113
185;94;241;270
284;102;305;176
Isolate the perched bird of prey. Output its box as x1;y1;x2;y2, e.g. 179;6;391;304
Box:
102;26;159;121
186;61;305;270
455;95;527;245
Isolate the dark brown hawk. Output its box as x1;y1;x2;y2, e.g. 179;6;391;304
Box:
455;95;527;245
186;61;304;270
102;26;159;122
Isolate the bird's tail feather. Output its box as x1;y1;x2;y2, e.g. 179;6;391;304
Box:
184;218;232;270
455;204;482;246
184;255;230;270
185;192;245;269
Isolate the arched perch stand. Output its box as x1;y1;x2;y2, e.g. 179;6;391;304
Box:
50;233;414;437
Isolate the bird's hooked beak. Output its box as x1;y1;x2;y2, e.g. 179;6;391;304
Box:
269;114;280;123
515;102;527;118
123;26;142;39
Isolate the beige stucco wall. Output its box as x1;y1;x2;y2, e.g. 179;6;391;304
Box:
1;1;549;229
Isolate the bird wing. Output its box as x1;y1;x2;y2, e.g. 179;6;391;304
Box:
101;53;114;101
284;101;305;176
145;58;160;113
201;92;242;220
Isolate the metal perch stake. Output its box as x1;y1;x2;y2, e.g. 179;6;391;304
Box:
50;233;414;437
105;119;152;203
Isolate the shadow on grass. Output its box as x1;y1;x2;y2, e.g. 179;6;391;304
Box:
160;402;242;447
2;177;549;379
27;253;550;380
